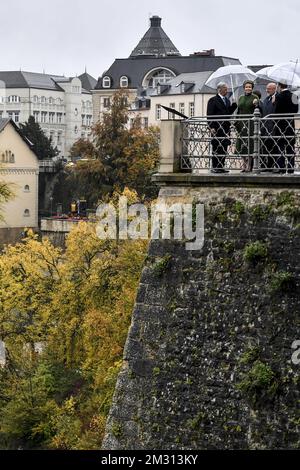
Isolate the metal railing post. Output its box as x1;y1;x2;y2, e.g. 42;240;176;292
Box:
253;108;261;173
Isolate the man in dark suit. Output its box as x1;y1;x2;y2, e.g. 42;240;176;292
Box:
274;82;299;173
261;82;277;171
207;82;237;173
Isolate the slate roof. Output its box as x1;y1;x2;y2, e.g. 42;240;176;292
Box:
130;16;180;58
95;55;241;90
0;70;96;93
150;71;216;96
78;72;97;91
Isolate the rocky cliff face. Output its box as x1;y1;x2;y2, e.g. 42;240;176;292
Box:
103;185;300;450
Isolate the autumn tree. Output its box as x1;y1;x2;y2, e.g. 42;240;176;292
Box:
0;189;149;449
59;90;159;208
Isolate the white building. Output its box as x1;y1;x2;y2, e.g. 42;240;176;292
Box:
0;71;96;158
0;118;39;244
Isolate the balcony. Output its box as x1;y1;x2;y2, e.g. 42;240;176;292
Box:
152;111;300;187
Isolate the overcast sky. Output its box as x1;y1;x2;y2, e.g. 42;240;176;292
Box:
1;0;299;79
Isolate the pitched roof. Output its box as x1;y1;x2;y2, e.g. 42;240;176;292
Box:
0;118;37;156
0;70;96;92
130;16;180;58
78;72;97;91
95;55;241;90
150;71;215;96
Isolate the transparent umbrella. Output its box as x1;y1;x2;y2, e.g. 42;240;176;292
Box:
266;60;300;87
205;65;257;99
256;66;273;80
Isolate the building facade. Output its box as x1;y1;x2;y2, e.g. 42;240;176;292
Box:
0;118;39;244
0;71;96;158
92;15;241;125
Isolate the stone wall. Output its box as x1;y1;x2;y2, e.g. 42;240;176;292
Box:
103;183;300;450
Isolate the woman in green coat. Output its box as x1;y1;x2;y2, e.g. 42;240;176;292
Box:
236;80;259;172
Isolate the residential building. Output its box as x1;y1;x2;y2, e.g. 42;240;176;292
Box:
92;15;241;125
0;118;39;244
0;71;96;157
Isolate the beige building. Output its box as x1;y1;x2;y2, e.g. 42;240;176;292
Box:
0;118;39;244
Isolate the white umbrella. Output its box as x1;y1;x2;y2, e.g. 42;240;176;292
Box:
205;65;257;99
266;60;300;87
256;66;273;80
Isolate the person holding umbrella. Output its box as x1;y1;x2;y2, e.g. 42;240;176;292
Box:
207;82;237;173
235;80;260;172
273;82;299;173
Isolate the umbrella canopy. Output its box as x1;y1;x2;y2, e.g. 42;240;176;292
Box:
205;65;257;91
160;105;188;119
256;66;273;80
266;60;300;87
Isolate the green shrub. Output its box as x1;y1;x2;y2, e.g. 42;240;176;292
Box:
243;242;268;264
153;254;172;276
237;361;279;404
270;271;296;293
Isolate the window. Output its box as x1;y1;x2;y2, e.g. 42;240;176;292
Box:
24;209;30;217
74;125;78;134
156;104;161;120
49;97;54;104
189;102;195;118
179;103;185;116
8;111;19;122
14;112;20;123
49;112;55;123
144;68;176;89
102;76;111;88
168;103;175;119
72;86;80;93
143;117;149;129
33;111;39;122
86;115;92;126
8;95;20;103
41;96;46;104
33;95;39;103
41;112;47;123
81;114;85;126
24;185;30;192
57;113;62;124
57;132;62;145
50;130;55;142
1;150;15;163
103;97;110;108
120;76;129;88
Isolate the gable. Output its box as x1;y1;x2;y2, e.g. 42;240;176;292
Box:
0;121;39;169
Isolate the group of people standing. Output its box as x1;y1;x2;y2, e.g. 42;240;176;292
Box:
207;80;299;173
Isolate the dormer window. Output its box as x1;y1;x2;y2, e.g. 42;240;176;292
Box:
103;76;111;88
120;76;129;88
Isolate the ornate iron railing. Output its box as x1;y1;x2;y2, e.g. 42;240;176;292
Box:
181;109;300;173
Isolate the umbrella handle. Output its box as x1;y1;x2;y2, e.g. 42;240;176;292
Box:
230;74;236;100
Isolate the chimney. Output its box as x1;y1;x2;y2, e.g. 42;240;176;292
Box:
150;16;162;27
